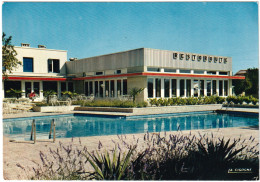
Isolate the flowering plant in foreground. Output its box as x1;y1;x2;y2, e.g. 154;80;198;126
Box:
17;132;259;180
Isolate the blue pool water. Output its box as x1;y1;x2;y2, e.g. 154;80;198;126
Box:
3;112;259;140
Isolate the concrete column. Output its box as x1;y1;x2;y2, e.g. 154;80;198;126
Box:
103;80;106;98
176;79;180;97
21;81;25;98
169;79;172;98
222;81;225;97
229;79;232;96
216;80;219;96
211;80;213;96
153;78;155;98
115;80;117;97
39;81;44;100
143;77;148;100
57;81;61;98
31;81;34;92
204;80;207;96
93;81;95;97
184;79;187;97
108;80;111;97
191;79;194;97
161;78;165;98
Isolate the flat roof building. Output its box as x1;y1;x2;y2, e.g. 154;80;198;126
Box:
2;46;245;101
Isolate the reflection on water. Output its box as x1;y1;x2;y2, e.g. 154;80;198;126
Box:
3;113;259;140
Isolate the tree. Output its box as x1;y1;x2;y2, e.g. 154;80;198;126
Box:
2;32;21;79
245;68;258;97
233;68;259;98
129;87;144;102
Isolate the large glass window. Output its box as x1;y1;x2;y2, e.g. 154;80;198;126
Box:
68;82;73;92
207;71;216;75
99;81;104;97
186;79;191;97
219;80;223;96
23;57;33;72
193;80;199;97
48;59;60;73
105;81;109;97
25;82;31;97
123;79;127;95
95;72;103;75
164;79;170;97
171;79;177;97
85;82;89;96
207;80;211;96
219;72;228;75
194;70;204;74
164;69;176;73
33;82;40;95
89;81;93;95
180;79;185;97
117;80;122;96
95;81;99;97
43;81;57;93
213;80;217;95
148;78;153;98
180;70;190;74
4;81;21;98
110;80;114;97
155;78;161;97
200;80;204;96
224;80;228;96
147;67;160;72
61;82;66;93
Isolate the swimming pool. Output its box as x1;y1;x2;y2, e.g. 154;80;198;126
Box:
3;112;259;140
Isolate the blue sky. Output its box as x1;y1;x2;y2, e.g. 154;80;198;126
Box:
2;2;258;74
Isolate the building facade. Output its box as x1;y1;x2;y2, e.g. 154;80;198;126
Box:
3;46;245;101
2;44;71;100
67;48;244;101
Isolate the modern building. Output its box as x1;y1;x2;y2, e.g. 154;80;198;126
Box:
2;43;69;100
2;46;245;101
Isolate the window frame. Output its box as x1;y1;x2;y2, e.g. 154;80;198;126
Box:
23;57;34;72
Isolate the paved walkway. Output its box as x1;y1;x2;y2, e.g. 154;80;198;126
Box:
3;107;259;180
3;126;259;180
3;107;259;119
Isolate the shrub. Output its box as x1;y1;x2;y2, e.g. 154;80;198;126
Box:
136;101;148;108
216;96;225;104
149;98;158;106
186;97;198;105
86;147;135;180
243;96;251;105
79;99;147;108
251;97;258;105
21;139;89;180
23;133;259;180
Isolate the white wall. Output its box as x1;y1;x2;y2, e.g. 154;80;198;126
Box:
9;46;67;76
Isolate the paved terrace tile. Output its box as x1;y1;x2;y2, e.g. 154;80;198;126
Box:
3;126;259;180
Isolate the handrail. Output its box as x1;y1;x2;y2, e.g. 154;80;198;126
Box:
30;119;56;144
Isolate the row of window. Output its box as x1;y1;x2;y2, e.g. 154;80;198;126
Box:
4;81;74;98
23;57;60;73
147;78;229;98
173;53;228;63
85;79;127;97
147;67;229;75
95;70;122;76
